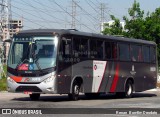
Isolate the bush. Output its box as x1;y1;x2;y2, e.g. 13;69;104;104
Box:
0;65;7;91
157;83;160;88
0;77;7;91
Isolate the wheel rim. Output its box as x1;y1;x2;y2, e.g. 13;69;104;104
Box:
127;84;132;96
74;85;79;95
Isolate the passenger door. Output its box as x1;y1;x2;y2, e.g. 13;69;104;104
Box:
57;37;72;93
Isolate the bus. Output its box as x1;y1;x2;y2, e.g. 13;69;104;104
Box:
6;29;157;101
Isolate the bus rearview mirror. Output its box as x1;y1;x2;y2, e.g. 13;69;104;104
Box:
4;39;12;43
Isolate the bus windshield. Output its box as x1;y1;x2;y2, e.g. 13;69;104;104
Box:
8;36;58;70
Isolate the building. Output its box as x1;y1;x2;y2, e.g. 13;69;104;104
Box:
101;20;125;32
0;19;23;62
1;20;23;40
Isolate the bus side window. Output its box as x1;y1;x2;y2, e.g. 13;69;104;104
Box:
59;38;72;61
131;45;142;62
90;39;97;59
73;38;88;58
138;47;143;62
150;46;156;63
97;40;103;59
112;43;117;59
80;39;88;58
105;42;112;59
105;42;117;60
119;43;130;61
143;46;150;62
73;38;81;58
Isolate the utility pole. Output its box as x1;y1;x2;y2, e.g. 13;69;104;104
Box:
0;0;11;64
71;0;77;29
100;3;106;33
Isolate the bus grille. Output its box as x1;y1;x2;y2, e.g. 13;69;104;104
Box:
17;82;41;84
16;86;42;92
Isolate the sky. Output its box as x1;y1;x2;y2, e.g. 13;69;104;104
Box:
11;0;160;33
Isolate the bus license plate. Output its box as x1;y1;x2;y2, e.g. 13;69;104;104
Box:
24;91;32;94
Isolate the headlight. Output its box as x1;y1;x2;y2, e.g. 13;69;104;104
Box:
43;76;54;83
7;77;15;83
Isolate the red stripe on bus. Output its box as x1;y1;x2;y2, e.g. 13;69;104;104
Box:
10;76;23;82
110;64;119;92
97;62;107;92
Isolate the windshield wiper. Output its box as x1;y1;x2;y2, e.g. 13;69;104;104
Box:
35;58;42;71
31;53;43;73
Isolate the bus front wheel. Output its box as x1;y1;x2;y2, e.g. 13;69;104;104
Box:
68;81;80;101
29;93;40;101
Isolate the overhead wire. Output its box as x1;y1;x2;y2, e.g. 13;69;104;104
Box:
12;10;47;28
13;0;68;26
32;0;68;23
73;1;98;22
21;0;51;28
49;0;97;32
12;0;118;32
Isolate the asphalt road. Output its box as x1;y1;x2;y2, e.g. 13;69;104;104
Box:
0;90;160;117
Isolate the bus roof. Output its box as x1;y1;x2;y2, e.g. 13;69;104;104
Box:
15;29;156;45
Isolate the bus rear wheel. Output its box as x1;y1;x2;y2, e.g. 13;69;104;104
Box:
68;81;80;101
125;80;133;98
29;93;40;101
116;80;133;98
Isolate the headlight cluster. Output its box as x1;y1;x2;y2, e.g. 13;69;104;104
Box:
43;76;54;83
7;77;15;83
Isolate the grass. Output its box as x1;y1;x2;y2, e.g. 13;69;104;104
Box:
0;77;7;91
0;65;7;91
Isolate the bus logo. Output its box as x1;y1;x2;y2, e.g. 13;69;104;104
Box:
130;65;136;75
24;78;30;82
94;65;97;70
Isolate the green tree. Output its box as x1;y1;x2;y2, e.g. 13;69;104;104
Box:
123;0;145;38
145;8;160;62
102;15;123;36
102;0;160;64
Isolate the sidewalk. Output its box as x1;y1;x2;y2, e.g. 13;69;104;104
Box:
146;87;160;92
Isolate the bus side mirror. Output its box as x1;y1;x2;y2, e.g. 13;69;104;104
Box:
4;39;12;43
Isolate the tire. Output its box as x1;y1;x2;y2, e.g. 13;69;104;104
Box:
125;80;133;98
29;93;40;101
68;81;80;101
116;80;133;98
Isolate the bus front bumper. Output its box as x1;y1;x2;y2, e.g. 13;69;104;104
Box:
7;76;57;94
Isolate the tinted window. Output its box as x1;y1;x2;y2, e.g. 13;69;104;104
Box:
143;46;150;62
80;39;88;58
119;43;130;61
59;38;72;61
97;40;104;59
90;39;97;58
73;38;89;58
73;38;81;58
150;46;156;63
105;42;117;60
131;45;142;62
